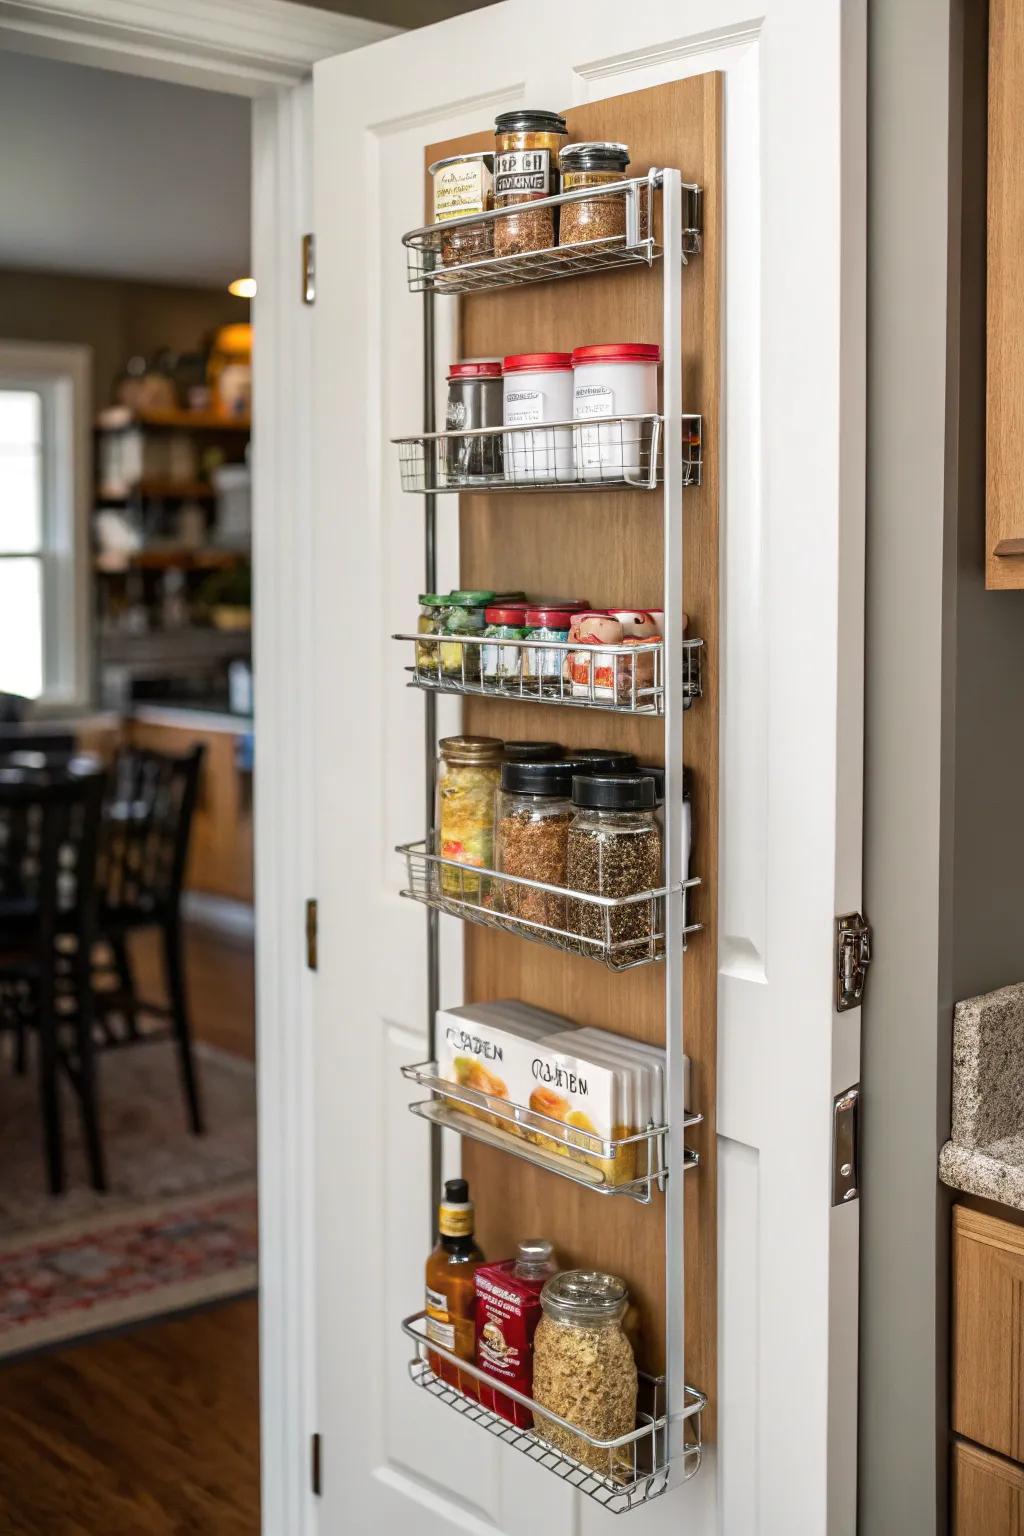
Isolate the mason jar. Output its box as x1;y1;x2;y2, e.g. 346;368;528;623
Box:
531;1270;638;1478
436;735;503;898
558;141;632;249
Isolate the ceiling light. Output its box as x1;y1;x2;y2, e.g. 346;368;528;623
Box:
229;277;257;299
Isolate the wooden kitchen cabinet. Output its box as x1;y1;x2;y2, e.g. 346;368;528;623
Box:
953;1438;1024;1534
986;0;1024;588
953;1204;1024;1462
127;715;253;904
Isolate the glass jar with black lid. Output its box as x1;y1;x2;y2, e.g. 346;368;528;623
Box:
566;772;662;965
558;142;634;248
493;109;568;257
495;758;576;927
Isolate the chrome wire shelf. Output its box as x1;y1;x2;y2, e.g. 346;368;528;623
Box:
402;1313;705;1513
402;171;701;296
397;840;700;972
391;414;702;495
393;632;703;716
402;1060;701;1203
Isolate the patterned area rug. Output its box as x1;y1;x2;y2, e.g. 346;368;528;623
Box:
0;1042;257;1359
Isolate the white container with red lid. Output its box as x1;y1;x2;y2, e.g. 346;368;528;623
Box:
571;342;660;483
502;352;574;485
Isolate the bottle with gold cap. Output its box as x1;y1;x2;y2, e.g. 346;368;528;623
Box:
425;1177;486;1392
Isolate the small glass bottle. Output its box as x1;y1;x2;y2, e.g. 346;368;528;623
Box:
436;735;503;897
532;1269;638;1476
493;110;568;257
480;603;530;689
439;590;494;682
416;592;449;676
425;1178;487;1394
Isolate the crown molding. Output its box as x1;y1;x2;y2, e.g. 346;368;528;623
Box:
0;0;399;95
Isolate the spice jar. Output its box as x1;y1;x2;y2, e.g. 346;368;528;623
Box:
416;593;449;675
572;343;661;482
480;604;530;689
444;360;503;484
532;1270;638;1477
440;591;494;682
437;736;503;897
567;612;625;700
429;151;495;267
558;142;632;249
495;759;575;928
502;740;563;763
563;748;637;773
503;353;574;485
521;606;574;697
566;772;662;966
493;109;568;257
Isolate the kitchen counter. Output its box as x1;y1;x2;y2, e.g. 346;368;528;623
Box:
940;983;1024;1209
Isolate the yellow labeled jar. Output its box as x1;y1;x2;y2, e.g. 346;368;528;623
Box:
493;109;568;258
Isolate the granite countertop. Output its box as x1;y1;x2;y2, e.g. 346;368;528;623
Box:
939;983;1024;1209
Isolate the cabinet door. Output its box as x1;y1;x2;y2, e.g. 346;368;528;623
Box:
953;1439;1024;1535
310;3;866;1533
953;1204;1024;1460
987;0;1024;588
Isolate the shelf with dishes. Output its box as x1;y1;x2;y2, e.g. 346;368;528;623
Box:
403;1312;704;1513
405;164;701;297
393;411;701;495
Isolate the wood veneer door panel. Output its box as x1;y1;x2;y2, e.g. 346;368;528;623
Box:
952;1438;1024;1536
424;73;720;1428
987;0;1024;589
953;1203;1024;1460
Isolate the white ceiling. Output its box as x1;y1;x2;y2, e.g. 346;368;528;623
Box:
0;50;250;286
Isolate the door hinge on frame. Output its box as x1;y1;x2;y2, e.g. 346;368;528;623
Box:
311;1431;322;1495
836;911;872;1011
832;1085;860;1205
306;898;318;971
302;233;315;305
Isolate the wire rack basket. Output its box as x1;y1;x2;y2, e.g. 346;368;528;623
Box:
392;414;702;495
402;1313;705;1513
402;171;701;296
401;1060;701;1203
397;840;700;971
393;632;703;716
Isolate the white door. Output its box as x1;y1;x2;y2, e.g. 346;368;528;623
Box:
309;3;865;1533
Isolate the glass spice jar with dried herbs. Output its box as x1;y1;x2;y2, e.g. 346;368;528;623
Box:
565;772;662;966
558;142;638;249
495;759;575;931
493;110;568;257
531;1269;638;1480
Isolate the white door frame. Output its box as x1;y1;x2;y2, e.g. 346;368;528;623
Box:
0;4;396;1534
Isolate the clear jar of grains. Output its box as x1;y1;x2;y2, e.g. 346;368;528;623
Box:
495;759;575;929
558;141;633;248
565;772;662;966
531;1269;638;1480
493;110;568;258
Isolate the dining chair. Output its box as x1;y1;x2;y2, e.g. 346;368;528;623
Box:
0;762;107;1193
96;744;205;1134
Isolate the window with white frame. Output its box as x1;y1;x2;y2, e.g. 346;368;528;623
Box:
0;343;91;707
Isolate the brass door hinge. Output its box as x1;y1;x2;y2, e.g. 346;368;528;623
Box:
306;898;318;971
832;1085;860;1204
836;912;871;1011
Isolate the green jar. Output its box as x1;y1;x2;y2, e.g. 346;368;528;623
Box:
440;591;494;681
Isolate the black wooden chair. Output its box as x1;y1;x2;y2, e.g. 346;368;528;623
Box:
0;762;107;1193
95;744;205;1134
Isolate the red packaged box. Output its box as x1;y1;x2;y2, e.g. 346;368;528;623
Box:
474;1242;554;1426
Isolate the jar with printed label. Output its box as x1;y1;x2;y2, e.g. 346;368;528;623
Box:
503;352;574;485
429;152;495;267
480;604;530;689
558;142;634;249
572;343;660;483
444;360;503;484
567;612;624;700
493;110;568;257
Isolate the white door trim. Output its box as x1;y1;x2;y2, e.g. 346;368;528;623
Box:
0;5;395;1535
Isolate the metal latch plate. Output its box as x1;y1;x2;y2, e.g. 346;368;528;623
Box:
836;911;871;1011
832;1085;860;1204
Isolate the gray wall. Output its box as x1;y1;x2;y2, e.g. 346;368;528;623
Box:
862;2;1024;1532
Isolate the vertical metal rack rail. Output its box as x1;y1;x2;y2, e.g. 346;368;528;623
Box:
405;167;704;1509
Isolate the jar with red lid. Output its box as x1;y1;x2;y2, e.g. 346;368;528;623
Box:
480;603;530;690
445;358;503;485
571;342;661;483
567;611;625;701
503;352;574;485
522;606;576;697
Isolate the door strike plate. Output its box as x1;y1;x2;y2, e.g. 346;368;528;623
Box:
836;911;871;1012
832;1085;860;1205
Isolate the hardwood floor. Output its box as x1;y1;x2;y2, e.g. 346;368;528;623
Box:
0;920;260;1535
